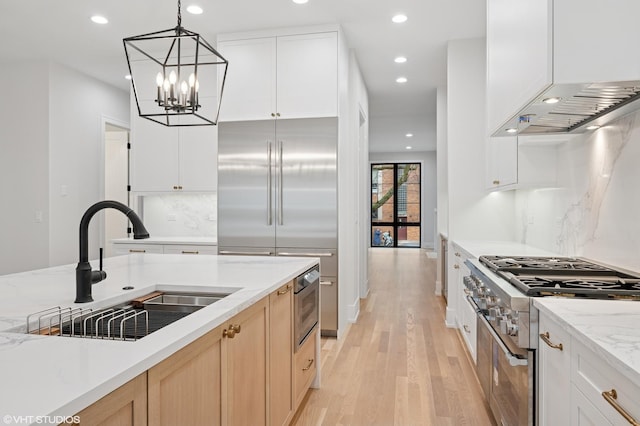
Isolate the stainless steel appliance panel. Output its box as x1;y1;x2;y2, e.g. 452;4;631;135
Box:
276;248;337;277
320;276;337;336
218;120;277;248
275;118;337;249
294;266;320;351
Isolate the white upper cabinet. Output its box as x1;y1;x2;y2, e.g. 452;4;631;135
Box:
487;0;640;135
131;107;217;192
485;136;518;190
217;31;338;122
487;0;551;136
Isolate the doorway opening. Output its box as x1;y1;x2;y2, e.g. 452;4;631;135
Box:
103;121;130;257
371;163;421;248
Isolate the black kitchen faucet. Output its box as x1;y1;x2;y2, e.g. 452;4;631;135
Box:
75;200;149;303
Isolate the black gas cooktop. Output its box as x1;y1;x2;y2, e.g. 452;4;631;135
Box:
478;255;640;298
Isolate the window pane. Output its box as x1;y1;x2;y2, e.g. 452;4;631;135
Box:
371;164;394;223
371;226;394;247
397;226;420;247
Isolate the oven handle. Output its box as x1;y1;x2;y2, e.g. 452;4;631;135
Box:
474;300;528;367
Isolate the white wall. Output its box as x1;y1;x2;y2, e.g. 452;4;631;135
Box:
48;62;129;266
435;87;448;293
0;62;50;274
515;109;640;272
369;151;437;249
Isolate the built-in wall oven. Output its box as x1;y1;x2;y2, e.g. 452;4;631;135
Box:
465;255;640;426
294;265;320;352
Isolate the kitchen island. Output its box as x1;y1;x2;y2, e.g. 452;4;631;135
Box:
0;254;319;424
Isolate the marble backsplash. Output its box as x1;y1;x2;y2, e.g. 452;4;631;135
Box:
516;109;640;271
140;193;217;237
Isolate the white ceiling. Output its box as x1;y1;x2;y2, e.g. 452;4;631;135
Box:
0;0;486;152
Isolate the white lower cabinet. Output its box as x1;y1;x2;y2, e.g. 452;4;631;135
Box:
112;242;217;256
538;313;571;425
539;311;640;425
459;294;477;363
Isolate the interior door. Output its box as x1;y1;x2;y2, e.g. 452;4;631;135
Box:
275;118;337;249
218;120;277;249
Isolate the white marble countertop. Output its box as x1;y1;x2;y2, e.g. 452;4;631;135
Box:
111;236;217;245
452;239;560;259
534;298;640;385
0;254;317;423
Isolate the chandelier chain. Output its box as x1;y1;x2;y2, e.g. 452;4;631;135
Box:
177;0;182;28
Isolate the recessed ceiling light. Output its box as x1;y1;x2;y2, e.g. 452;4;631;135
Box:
543;97;562;104
506;128;517;133
186;5;203;14
124;74;132;80
293;0;309;3
394;56;407;64
586;125;600;130
90;15;108;24
396;77;408;84
392;14;408;23
406;146;413;150
405;133;413;137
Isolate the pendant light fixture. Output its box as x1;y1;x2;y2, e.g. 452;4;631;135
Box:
123;0;228;126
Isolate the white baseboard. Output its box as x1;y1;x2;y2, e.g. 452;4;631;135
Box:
347;298;360;323
445;307;457;328
435;279;442;296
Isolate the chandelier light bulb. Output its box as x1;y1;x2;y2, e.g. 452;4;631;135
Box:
189;73;196;87
169;71;177;84
181;81;188;94
156;73;163;87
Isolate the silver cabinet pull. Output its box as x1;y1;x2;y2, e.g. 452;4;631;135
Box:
267;141;273;225
278;252;334;257
320;281;334;286
602;389;640;425
278;140;283;225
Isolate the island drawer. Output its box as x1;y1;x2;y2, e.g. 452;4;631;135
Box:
294;328;317;408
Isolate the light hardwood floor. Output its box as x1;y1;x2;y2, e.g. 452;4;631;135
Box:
293;248;495;426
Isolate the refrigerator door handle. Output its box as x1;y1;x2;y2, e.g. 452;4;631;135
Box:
267;141;273;225
278;140;284;225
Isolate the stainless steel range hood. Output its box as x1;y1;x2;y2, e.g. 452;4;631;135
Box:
493;80;640;137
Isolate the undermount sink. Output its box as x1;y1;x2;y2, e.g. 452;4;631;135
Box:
26;290;237;341
142;292;230;313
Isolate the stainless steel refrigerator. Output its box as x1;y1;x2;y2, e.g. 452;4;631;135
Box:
217;117;339;335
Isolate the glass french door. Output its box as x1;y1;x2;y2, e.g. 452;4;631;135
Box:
371;163;421;248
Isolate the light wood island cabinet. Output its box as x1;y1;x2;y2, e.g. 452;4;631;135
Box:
68;373;147;426
68;278;316;426
269;282;294;426
147;325;224;425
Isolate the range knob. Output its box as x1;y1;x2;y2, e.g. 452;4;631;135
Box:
488;306;502;320
506;320;519;336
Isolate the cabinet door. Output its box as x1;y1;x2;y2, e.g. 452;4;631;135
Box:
460;294;477;363
538;313;571;425
486;0;552;134
226;297;269;425
162;244;218;255
130;114;180;192
178;125;217;191
269;282;294;426
217;37;277;122
276;32;338;119
70;373;147;426
486;136;518;189
294;328;317;409
571;385;613;426
148;326;224;425
112;243;164;255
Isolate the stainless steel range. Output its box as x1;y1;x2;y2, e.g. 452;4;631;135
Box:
464;255;640;426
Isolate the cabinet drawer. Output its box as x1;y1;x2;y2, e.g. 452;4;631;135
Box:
163;245;218;255
572;339;640;425
294;328;317;409
113;244;164;255
460;296;477;363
